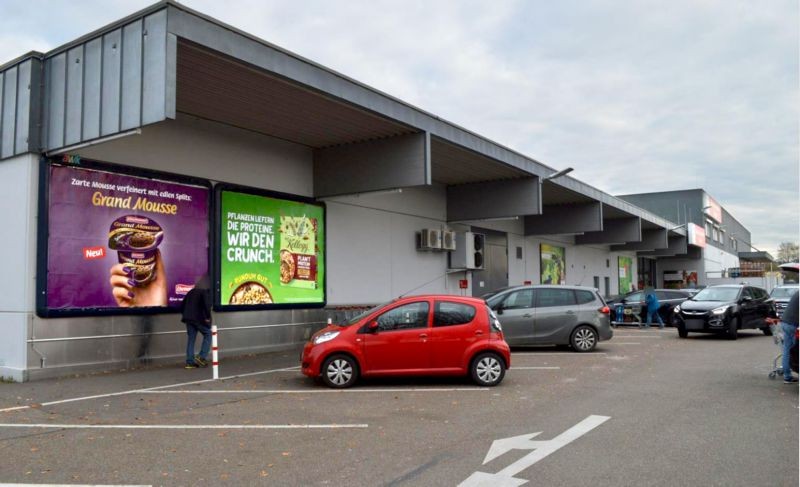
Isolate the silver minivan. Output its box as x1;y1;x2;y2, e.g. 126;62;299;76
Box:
485;285;613;352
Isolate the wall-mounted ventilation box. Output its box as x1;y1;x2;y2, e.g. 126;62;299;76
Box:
418;228;442;250
441;230;456;251
449;231;485;269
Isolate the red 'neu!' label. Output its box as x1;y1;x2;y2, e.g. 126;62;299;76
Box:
83;247;106;260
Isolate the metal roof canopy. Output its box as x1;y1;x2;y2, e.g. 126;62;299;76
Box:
0;0;683;237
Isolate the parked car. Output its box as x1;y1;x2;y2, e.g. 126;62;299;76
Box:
606;289;693;324
484;285;612;352
769;285;799;319
301;295;511;388
673;284;776;339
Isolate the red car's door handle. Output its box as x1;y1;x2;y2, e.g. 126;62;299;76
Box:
419;333;428;339
475;330;484;335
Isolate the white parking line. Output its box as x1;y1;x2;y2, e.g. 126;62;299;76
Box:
139;387;490;394
512;352;607;356
613;335;662;338
511;367;561;370
0;366;301;413
0;423;368;430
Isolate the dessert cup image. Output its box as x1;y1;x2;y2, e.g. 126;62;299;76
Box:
108;215;163;287
108;215;163;252
118;250;157;287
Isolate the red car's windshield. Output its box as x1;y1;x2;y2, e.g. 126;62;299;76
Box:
343;303;388;326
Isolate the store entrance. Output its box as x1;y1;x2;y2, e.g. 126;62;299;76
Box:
471;228;508;297
638;257;656;289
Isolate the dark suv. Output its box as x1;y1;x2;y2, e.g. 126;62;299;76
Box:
673;285;776;339
606;289;693;325
770;285;799;319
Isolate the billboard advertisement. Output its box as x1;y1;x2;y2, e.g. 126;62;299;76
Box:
40;160;210;315
687;223;707;248
618;256;633;293
218;187;325;308
703;194;722;223
540;244;566;285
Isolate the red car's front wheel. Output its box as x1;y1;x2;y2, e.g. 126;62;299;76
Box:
321;354;359;388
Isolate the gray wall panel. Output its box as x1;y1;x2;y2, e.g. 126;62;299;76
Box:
610;228;669;251
1;67;17;158
524;202;603;235
47;54;66;149
121;20;143;130
65;46;84;145
0;72;4;156
313;132;429;197
82;38;102;140
447;177;540;221
576;218;642;245
101;29;122;136
142;9;168;125
15;61;31;153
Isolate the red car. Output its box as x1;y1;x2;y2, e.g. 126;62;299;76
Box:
301;295;511;388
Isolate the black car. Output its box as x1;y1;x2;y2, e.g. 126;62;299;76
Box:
607;289;693;325
769;285;799;319
673;284;776;339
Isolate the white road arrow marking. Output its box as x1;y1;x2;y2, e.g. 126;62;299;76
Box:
483;432;543;464
460;415;611;487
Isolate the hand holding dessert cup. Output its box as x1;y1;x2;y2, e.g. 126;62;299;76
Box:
109;249;168;307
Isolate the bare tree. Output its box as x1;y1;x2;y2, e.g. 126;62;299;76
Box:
776;241;799;263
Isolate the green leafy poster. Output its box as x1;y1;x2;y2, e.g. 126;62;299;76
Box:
220;190;325;307
618;256;633;293
540;244;566;285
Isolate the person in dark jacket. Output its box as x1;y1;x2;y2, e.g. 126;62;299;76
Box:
779;291;799;383
644;290;664;329
181;275;212;369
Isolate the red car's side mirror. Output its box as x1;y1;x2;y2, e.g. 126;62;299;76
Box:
368;321;379;331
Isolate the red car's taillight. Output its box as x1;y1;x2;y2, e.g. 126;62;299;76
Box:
598;306;610;314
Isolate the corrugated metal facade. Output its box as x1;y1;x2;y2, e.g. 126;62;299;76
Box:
0;56;43;159
43;8;173;152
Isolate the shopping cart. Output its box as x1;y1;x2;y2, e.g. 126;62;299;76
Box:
611;303;642;327
768;323;784;380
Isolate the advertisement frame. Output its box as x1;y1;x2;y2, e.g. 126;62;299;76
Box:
36;155;213;318
618;255;633;294
213;183;327;312
539;243;566;285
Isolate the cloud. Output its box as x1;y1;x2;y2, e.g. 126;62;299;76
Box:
1;0;797;252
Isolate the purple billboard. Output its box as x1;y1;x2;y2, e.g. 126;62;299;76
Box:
45;163;209;311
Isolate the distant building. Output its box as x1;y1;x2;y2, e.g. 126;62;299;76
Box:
618;189;755;288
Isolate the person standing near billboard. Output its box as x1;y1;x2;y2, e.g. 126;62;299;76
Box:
181;275;212;369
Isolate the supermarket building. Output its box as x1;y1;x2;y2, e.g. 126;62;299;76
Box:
0;1;732;381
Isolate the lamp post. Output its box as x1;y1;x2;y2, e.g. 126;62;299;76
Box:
542;167;574;181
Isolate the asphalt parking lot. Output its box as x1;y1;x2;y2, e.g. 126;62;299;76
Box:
0;327;797;486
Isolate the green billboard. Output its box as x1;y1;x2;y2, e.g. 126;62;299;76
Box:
219;188;325;308
540;244;566;285
618;256;633;294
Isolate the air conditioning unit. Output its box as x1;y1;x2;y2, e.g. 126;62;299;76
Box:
419;228;442;250
449;231;485;269
441;230;456;251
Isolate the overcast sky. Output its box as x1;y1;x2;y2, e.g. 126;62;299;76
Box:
2;0;797;254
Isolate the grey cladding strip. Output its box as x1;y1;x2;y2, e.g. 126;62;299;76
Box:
524;202;602;236
40;8;170;151
313;132;430;197
639;236;688;257
575;217;641;245
610;228;669;252
1;66;18;158
447;177;540;222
